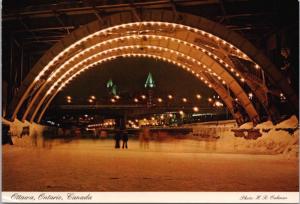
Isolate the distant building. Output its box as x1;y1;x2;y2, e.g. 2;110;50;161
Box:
144;72;155;107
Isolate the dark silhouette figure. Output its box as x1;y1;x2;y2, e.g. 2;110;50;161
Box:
2;124;13;145
121;130;128;149
115;130;121;148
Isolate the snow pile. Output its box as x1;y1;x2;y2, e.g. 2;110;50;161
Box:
191;115;299;157
276;115;299;128
239;122;253;129
7;119;55;147
256;120;274;129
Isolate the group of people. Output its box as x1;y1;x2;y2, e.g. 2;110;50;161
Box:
114;129;128;149
114;126;152;149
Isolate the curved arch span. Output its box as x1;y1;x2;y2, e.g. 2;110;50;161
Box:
22;38;258;123
8;10;297;125
35;53;244;124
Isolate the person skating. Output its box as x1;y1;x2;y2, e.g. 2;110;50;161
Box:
121;130;128;149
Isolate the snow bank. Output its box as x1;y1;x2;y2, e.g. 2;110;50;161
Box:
256;120;274;129
4;119;58;148
276;115;299;128
190;116;299;158
239;122;253;129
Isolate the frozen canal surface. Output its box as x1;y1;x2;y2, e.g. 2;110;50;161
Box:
3;139;299;191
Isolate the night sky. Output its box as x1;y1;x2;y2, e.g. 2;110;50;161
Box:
54;57;215;105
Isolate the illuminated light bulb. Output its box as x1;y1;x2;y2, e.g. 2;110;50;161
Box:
255;64;260;69
230;68;234;72
208;98;213;102
196;94;201;99
222;80;226;84
115;95;120;99
157;98;163;103
225;64;229;67
134;98;139;103
88;99;93;103
241;78;245;82
168;95;173;99
208;84;212;88
236;73;240;77
193;106;199;112
182;98;187;103
179;110;184;115
141;95;146;99
111;98;116;103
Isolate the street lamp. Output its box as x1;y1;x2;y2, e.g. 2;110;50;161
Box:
248;93;253;100
168;94;173;99
214;101;224;107
193;106;199;112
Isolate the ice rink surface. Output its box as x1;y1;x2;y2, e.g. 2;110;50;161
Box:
3;139;299;191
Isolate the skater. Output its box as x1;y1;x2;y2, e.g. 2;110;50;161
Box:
115;130;121;149
139;126;150;149
121;130;128;149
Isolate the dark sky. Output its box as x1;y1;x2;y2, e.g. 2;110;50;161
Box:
54;57;215;105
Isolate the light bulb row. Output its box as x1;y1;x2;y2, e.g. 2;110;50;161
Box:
36;21;260;83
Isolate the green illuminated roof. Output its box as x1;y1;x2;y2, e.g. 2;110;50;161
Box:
106;79;113;88
144;72;155;88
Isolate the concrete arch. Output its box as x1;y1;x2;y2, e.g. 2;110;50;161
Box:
23;36;258;123
8;9;297;124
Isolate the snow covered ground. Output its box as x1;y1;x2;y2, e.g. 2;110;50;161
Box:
3;138;298;192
